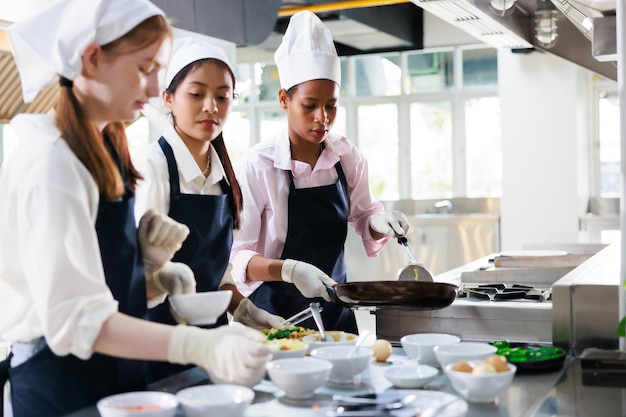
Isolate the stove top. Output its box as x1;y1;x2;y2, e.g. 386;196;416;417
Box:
457;283;552;302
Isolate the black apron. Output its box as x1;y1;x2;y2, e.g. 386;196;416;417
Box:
146;137;232;382
249;161;357;333
6;141;148;417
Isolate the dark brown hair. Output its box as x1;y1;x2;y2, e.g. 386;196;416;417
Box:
56;15;171;200
166;59;243;229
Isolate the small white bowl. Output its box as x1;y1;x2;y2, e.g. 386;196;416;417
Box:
266;357;333;399
434;342;497;368
207;366;265;388
444;361;517;403
400;333;460;367
97;391;178;417
169;290;232;325
176;384;254;417
267;339;309;359
301;331;357;353
384;364;439;388
310;345;372;385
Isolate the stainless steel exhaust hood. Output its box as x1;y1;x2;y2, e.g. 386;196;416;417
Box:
410;0;617;80
410;0;533;48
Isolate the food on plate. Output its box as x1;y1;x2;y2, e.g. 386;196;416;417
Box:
472;362;497;375
307;331;356;342
261;326;316;341
452;355;510;374
267;339;308;351
371;339;393;362
451;360;473;373
484;354;509;372
490;340;565;363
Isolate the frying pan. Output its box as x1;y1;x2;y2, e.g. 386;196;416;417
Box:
325;281;458;310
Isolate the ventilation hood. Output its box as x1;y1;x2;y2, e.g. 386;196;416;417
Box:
410;0;617;80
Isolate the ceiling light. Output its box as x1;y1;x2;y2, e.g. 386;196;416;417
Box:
534;10;559;49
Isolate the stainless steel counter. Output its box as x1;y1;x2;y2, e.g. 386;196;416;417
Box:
529;357;626;417
65;348;568;417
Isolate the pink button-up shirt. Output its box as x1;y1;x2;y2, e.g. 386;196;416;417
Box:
230;127;390;296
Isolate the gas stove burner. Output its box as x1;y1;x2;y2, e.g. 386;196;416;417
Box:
458;283;551;302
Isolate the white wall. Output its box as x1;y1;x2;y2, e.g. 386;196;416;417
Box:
498;49;591;250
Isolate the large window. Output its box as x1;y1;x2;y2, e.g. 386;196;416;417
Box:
410;101;453;198
596;89;620;197
231;45;501;200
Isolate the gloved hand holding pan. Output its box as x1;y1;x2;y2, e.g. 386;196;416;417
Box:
324;281;458;310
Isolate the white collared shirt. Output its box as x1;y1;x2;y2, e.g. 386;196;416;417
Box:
133;124;228;217
0;114;118;359
133;125;235;286
230;127;390;296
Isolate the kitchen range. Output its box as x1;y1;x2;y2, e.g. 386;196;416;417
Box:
375;252;579;345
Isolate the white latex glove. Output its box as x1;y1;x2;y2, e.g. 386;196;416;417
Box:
138;209;189;277
233;298;289;330
281;259;336;301
153;261;196;295
369;211;410;237
168;324;274;386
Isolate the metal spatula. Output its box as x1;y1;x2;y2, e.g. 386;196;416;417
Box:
396;235;434;282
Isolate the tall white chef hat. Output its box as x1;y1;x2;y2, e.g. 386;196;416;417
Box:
274;10;341;90
163;37;234;91
8;0;165;103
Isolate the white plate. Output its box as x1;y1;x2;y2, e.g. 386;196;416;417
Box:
384;365;438;388
499;250;567;257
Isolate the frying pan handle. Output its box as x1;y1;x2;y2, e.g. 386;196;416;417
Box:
325;284;336;301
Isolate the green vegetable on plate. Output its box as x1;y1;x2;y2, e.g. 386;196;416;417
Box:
490;340;565;363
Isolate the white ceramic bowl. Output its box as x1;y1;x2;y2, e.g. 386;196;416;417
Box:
96;391;178;417
169;290;232;325
384;364;439;388
400;333;460;366
266;357;333;399
176;384;254;417
310;345;372;384
207;366;265;388
267;339;309;359
434;342;498;368
301;331;357;353
444;361;517;403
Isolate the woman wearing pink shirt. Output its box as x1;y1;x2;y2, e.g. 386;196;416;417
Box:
230;11;409;333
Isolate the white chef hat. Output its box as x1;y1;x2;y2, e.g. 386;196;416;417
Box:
163;37;234;91
141;37;235;132
274;10;341;90
8;0;165;103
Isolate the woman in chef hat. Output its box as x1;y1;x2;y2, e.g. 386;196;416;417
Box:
230;10;410;334
0;1;272;415
135;37;288;382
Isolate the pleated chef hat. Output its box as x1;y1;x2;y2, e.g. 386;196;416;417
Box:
274;10;340;90
8;0;165;103
163;37;234;91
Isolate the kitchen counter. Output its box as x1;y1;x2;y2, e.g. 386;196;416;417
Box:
65;348;569;417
